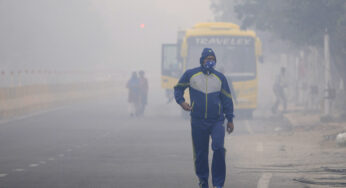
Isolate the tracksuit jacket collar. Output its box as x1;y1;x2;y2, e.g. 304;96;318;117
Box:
200;65;215;75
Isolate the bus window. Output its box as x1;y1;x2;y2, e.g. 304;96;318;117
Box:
162;44;181;78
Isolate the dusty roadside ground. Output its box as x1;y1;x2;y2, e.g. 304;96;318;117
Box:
226;112;346;187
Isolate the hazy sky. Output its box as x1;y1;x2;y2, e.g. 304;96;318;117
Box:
0;0;214;72
90;0;214;72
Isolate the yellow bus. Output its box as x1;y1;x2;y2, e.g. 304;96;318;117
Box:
161;22;262;118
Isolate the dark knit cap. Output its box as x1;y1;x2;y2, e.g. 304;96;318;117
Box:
200;48;216;64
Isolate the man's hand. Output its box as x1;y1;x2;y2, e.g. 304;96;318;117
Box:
226;122;234;134
180;102;192;111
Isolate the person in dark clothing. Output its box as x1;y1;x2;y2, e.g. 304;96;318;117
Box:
174;48;234;188
126;72;140;117
138;70;148;115
272;67;287;113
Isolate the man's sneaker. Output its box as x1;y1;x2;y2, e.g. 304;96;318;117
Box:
214;186;223;188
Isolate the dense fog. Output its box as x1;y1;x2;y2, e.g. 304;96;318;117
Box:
0;1;345;187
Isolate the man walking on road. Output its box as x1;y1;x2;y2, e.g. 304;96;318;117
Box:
138;70;149;116
126;72;140;117
174;48;234;188
272;67;287;113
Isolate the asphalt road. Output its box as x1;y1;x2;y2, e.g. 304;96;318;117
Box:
0;97;304;188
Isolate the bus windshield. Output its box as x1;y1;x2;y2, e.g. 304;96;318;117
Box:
186;36;256;81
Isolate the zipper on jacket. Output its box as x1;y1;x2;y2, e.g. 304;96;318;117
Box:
191;101;194;112
218;103;221;115
205;76;208;119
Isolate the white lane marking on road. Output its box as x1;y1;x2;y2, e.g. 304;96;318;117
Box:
58;154;64;157
257;173;272;188
256;142;264;152
0;174;8;178
13;169;25;172
39;161;46;164
29;164;39;167
0;107;66;126
245;120;254;134
48;157;55;161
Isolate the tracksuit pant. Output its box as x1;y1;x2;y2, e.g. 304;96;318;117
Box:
191;118;226;188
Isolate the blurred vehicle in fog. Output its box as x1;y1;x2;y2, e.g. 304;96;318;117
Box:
161;22;263;118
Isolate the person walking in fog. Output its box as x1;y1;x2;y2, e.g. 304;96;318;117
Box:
174;48;234;188
126;72;140;117
272;67;287;113
138;70;148;115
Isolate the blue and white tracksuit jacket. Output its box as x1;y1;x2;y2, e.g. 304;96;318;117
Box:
174;66;234;187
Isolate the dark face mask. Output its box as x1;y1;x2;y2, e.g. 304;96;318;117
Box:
203;60;216;71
